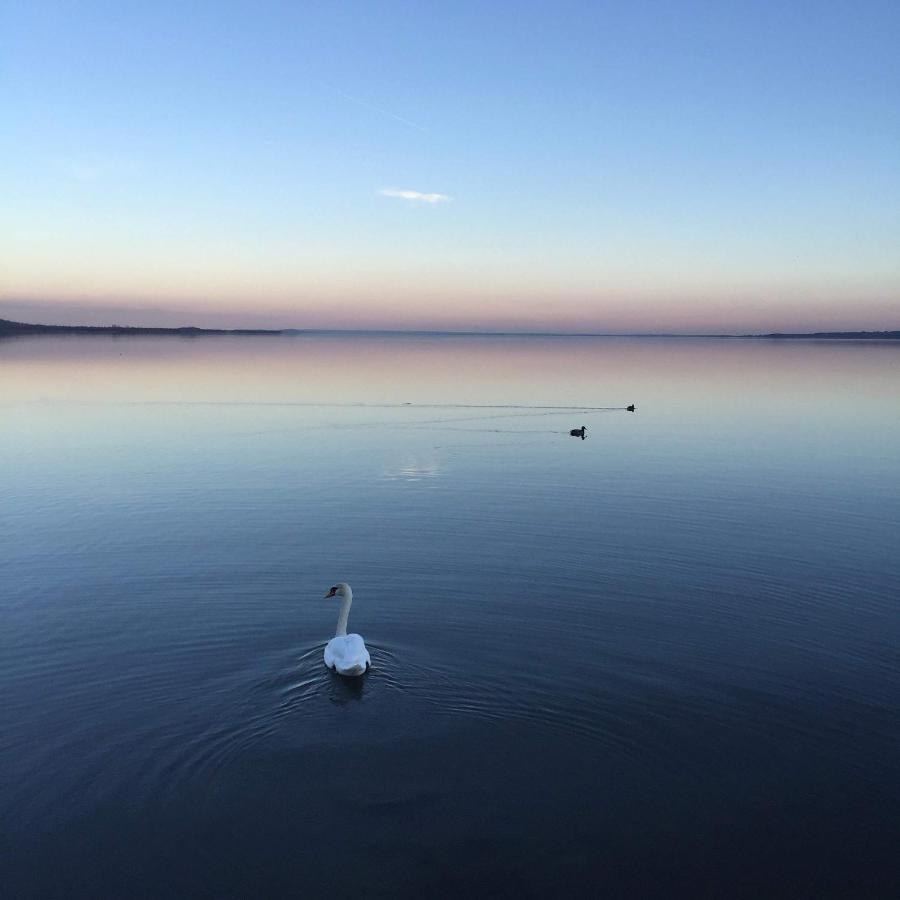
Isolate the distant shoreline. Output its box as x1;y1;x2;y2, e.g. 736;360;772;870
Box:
1;318;898;340
0;318;282;337
752;331;900;340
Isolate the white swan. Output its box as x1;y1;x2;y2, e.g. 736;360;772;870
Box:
323;583;370;677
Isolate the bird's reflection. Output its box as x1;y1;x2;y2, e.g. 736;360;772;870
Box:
326;669;366;705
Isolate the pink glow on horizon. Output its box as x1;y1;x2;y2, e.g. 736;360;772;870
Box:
3;290;898;335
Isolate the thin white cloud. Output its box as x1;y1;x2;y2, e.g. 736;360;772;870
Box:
50;155;141;182
380;188;451;204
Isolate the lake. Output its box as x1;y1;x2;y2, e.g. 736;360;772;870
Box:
2;334;899;898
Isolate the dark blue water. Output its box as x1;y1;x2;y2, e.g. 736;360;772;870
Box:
2;335;899;897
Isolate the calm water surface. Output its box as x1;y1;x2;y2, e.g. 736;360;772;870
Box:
2;335;899;898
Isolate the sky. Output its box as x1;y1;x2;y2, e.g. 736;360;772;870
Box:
1;0;898;333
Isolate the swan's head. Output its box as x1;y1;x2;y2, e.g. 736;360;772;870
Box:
324;582;351;599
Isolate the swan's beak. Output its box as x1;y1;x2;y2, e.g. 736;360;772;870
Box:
324;588;336;599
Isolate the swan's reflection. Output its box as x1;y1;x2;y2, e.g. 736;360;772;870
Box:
326;670;365;705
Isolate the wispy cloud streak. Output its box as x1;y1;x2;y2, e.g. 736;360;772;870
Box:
380;187;451;204
49;155;141;182
321;81;426;132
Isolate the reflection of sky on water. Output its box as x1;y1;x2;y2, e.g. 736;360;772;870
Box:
5;334;897;604
3;333;898;548
383;456;444;482
3;333;900;898
4;334;898;478
4;332;899;412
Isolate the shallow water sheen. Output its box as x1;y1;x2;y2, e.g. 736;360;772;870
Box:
2;334;899;898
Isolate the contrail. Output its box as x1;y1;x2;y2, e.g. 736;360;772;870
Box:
320;81;427;132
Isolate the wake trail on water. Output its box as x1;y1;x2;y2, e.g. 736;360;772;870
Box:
107;400;634;435
90;400;631;411
331;407;627;428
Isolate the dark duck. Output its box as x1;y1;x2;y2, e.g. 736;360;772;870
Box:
570;425;586;439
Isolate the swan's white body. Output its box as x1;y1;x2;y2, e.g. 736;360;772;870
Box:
323;583;370;677
324;633;370;676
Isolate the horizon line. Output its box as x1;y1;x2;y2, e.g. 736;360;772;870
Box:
2;317;899;340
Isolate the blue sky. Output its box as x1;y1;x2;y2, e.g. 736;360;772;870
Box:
2;0;898;331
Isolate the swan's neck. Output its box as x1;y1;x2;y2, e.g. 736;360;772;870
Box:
335;589;353;637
